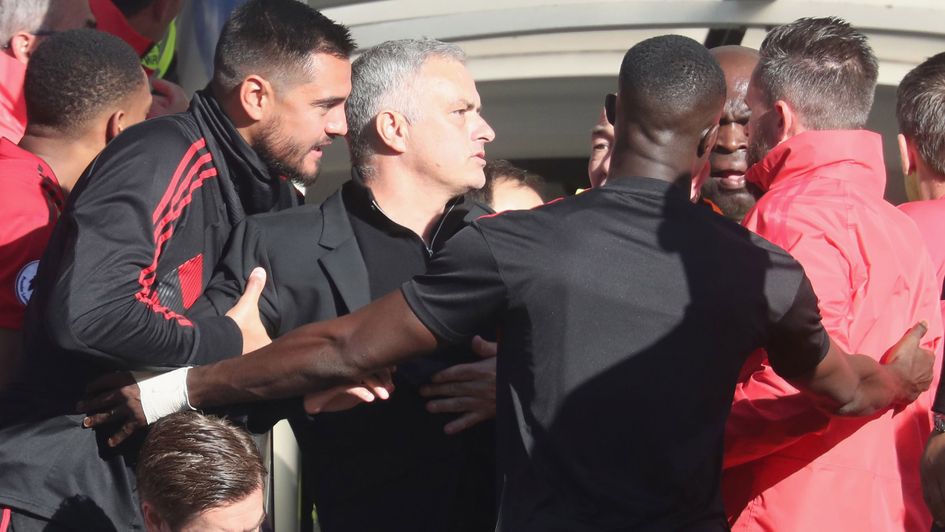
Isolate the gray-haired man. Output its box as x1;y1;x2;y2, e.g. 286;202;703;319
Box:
175;38;496;532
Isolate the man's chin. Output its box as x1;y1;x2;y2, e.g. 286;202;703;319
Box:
291;169;321;188
701;182;757;221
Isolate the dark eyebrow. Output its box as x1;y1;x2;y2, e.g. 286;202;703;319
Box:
591;125;613;136
313;96;346;107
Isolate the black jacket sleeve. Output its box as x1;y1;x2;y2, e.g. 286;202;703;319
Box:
41;119;241;369
193;216;282;337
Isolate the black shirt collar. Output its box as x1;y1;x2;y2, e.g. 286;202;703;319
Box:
343;179;467;253
603;175;691;203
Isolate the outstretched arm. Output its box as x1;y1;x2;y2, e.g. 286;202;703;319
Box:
786;322;933;417
188;289;439;409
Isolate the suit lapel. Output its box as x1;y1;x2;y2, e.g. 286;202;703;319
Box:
316;187;371;313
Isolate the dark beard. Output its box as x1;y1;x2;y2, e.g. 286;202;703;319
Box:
700;181;758;222
746;121;776;169
252;121;321;187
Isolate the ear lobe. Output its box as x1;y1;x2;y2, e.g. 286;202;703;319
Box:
898;133;916;176
375;110;408;154
239;76;271;122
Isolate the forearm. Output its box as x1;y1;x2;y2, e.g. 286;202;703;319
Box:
188;290;440;410
793;352;902;417
187;322;362;409
833;354;902;415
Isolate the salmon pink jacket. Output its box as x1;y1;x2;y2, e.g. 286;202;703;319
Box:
723;130;944;532
0;52;26;143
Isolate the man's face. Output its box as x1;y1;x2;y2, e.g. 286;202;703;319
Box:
745;71;780;170
253;53;351;187
403;57;495;196
702;49;758;221
588;107;614;188
490;178;543;213
179;488;266;532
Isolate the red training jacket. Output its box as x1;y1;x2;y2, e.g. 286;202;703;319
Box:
723;130;944;531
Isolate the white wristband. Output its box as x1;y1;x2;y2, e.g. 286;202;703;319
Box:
132;367;196;425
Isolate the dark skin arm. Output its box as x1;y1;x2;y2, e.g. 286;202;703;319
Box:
187;290;437;409
81;295;932;446
787;322;933;417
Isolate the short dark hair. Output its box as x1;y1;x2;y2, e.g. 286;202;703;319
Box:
24;28;145;135
756;17;877;130
212;0;355;94
618;35;725;133
137;412;267;530
469;160;545;206
897;52;945;176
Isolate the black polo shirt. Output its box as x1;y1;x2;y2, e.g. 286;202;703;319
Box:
344;180;489;384
402;176;828;531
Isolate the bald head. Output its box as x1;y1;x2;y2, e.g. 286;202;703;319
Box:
702;45;759;221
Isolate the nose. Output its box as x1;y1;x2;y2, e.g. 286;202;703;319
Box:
326;105;348;138
715;123;747;154
477;114;496;143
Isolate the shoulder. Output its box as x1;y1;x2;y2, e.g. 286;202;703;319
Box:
248;203;324;233
899;198;945;223
102;113;201;156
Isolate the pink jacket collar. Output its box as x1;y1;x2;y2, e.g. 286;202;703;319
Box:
746;130;886;197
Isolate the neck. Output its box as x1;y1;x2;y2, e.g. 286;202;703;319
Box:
18;128;103;196
609;134;695;192
364;166;456;244
920;176;945;201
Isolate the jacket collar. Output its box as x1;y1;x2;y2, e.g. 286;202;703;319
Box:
191;89;298;223
89;0;153;57
315;185;371;312
318;184;354;250
746;130;886;197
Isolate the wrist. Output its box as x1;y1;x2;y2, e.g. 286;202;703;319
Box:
133;367;196;424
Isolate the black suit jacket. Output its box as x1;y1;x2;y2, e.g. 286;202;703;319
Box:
196;182;496;532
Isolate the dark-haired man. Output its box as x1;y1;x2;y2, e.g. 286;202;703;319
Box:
0;0;354;529
0;28;149;388
0;0;98;142
138;412;267;532
721;17;943;531
86;34;936;532
702;45;758;222
892;52;945;526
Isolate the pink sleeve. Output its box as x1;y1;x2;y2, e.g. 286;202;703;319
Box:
0;177;56;329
